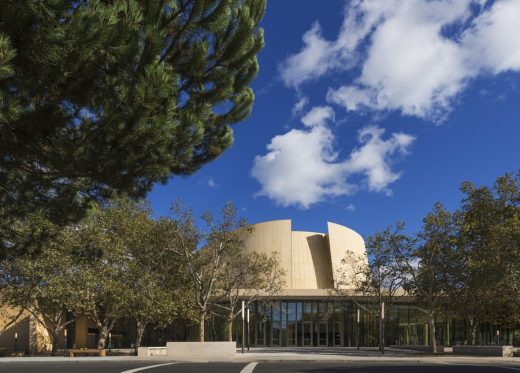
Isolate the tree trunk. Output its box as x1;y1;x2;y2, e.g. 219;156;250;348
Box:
50;328;60;356
135;320;147;353
199;313;206;342
379;314;383;351
468;319;478;345
227;318;234;342
97;325;109;350
428;311;437;353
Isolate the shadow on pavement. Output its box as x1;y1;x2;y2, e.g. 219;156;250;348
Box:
243;347;421;356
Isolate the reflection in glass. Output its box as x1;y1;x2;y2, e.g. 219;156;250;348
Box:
318;321;327;346
303;321;312;346
287;322;297;346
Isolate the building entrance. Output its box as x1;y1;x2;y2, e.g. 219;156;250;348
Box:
287;321;297;346
317;321;328;346
255;321;266;346
333;321;343;346
303;321;312;346
249;301;347;347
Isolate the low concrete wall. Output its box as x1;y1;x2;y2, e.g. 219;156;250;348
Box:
391;345;444;353
453;345;514;357
137;347;167;357
166;342;236;359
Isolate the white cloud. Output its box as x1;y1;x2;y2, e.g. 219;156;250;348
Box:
207;177;217;188
279;22;337;89
281;0;520;121
344;126;415;194
251;107;415;208
291;96;309;116
461;0;520;73
345;203;356;212
301;106;335;127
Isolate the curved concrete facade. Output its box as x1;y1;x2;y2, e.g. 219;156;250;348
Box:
241;220;366;291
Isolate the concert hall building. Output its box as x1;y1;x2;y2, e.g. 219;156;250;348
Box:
1;220;517;353
197;220;517;348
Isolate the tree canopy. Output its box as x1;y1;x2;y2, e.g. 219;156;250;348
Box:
165;201;284;342
0;0;266;257
340;171;520;349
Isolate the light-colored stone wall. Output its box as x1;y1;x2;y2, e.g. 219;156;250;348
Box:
391;345;444;353
291;232;333;289
0;306;30;353
327;222;367;289
29;314;52;353
0;306;70;354
138;346;167;357
74;317;88;348
241;220;292;288
243;220;366;291
166;341;236;358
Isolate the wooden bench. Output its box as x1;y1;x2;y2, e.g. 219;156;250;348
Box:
68;349;106;357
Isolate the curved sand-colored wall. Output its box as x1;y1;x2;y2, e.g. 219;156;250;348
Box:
240;220;292;288
327;221;367;288
291;231;333;289
242;220;366;290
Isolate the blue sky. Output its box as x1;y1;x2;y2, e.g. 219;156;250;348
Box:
149;0;520;237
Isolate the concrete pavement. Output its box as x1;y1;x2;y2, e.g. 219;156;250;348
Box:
0;361;519;373
0;347;519;366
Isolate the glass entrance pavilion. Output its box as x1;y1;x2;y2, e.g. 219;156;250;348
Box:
206;299;519;348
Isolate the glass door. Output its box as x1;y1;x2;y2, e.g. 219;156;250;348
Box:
287;302;297;346
256;321;266;346
333;321;343;346
287;322;297;346
271;321;281;346
318;321;328;346
303;321;312;346
272;302;281;346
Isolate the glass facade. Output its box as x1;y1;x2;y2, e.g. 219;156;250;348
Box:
206;299;520;348
96;298;520;348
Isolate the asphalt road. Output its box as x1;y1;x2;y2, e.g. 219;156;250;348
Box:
0;362;519;373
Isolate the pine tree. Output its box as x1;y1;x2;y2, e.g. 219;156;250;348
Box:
0;0;266;257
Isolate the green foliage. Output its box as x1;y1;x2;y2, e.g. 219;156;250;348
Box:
67;200;185;349
165;200;268;341
363;223;410;302
0;222;85;354
341;171;520;348
393;203;455;352
447;172;520;339
218;249;285;341
0;199;188;350
397;202;455;309
0;0;266;258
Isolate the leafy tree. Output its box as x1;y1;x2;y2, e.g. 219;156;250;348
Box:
338;224;407;350
68;200;185;349
125;216;190;351
217;250;285;341
167;201;252;342
1;199;189;351
395;203;455;353
489;173;520;328
338;171;520;348
67;205;131;349
365;224;410;351
449;172;520;344
0;0;266;258
0;226;82;355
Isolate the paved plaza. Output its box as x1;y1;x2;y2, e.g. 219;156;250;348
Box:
0;347;519;372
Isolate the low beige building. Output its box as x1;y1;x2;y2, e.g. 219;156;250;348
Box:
0;306;53;355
